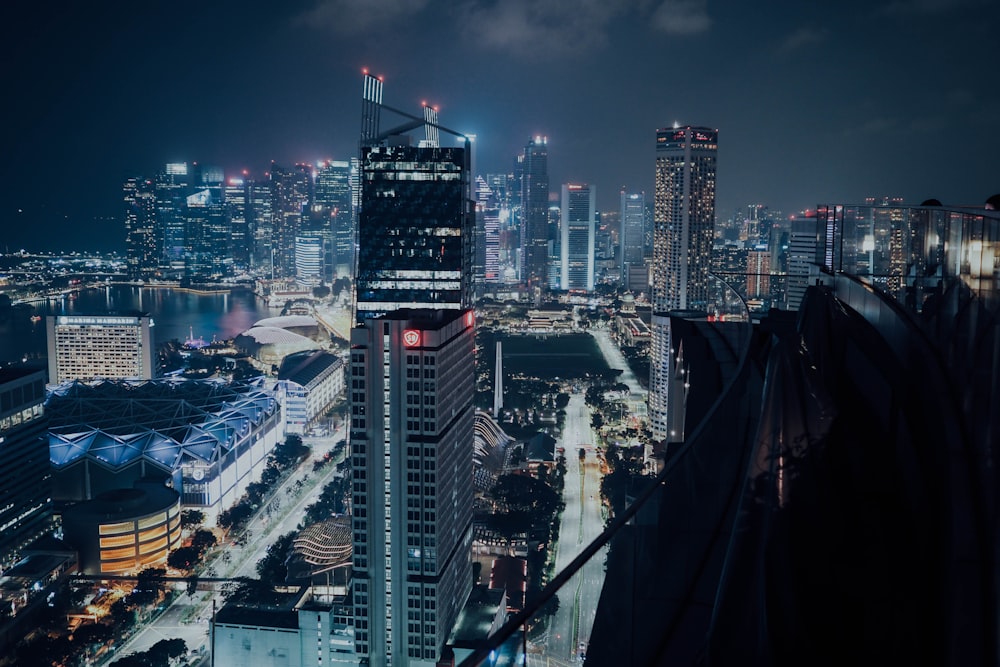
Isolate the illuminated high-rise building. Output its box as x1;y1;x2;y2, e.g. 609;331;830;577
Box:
270;163;312;279
183;173;230;278
354;75;473;325
124;176;158;280
294;235;324;287
0;368;52;574
648;125;718;442
247;179;274;275
746;244;771;300
519;137;549;287
560;183;596;291
46;313;156;384
224;176;251;272
349;308;475;666
620;189;646;288
314;160;354;278
155;162;190;273
475;175;502;290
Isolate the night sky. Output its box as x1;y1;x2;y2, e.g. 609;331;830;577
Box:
2;0;998;253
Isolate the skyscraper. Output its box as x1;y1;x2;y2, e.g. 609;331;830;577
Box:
224;176;251;272
270;163;312;279
349;309;475;666
354;77;473;325
247;178;274;275
155;162;190;273
620;189;646;288
182;173;230;278
0;368;52;573
519;137;549;287
560;183;596;291
314;160;354;278
46;313;156;384
124;176;158;280
648;125;718;442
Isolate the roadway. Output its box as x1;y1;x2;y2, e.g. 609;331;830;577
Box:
591;327;646;399
534;392;607;665
99;423;348;665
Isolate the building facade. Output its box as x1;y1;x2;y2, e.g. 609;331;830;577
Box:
0;368;52;572
46;313;156;385
123;176;158;280
354;144;473;325
519;138;549;288
648;126;718;442
560;184;596;292
620;189;646;289
350;309;475;666
314;160;355;278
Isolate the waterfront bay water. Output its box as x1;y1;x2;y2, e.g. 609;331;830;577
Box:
0;285;275;365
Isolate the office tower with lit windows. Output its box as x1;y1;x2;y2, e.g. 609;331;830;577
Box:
620;189;646;289
519;137;549;287
475;175;502;290
155;162;190;272
746;244;771;301
314;160;355;278
354;76;473;325
785;215;819;310
560;183;596;291
0;368;52;574
247;178;275;275
295;235;324;287
124;176;158;280
349;308;475;666
46;313;156;384
648;126;718;442
224;176;251;271
271;163;312;279
183;173;230;278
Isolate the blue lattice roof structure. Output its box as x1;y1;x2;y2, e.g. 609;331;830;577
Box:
47;378;278;474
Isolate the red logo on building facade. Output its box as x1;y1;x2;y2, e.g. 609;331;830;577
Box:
403;330;420;347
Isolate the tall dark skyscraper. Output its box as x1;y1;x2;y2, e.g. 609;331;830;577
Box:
123;176;157;280
182;167;230;278
314;159;355;278
349;309;475;666
155;162;190;273
560;183;596;291
224;176;251;272
0;368;52;573
519;137;549;287
648;125;718;442
270;163;312;279
247;178;274;275
354;74;474;325
620;188;646;288
474;175;502;291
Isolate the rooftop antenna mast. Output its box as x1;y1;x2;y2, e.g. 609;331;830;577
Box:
360;70;384;148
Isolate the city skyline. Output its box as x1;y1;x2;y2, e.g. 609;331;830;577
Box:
4;0;998;253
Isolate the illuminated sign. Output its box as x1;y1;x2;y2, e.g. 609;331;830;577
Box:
465;311;474;327
403;330;420;347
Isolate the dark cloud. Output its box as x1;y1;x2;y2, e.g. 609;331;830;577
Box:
778;26;829;53
649;0;712;34
293;0;431;33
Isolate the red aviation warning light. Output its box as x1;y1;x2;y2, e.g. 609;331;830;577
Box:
403;330;420;347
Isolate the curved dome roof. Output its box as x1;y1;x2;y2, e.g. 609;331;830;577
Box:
252;315;318;329
238;326;315;346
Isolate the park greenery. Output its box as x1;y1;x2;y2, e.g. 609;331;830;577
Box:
217;434;310;533
8;568;182;667
600;443;650;523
